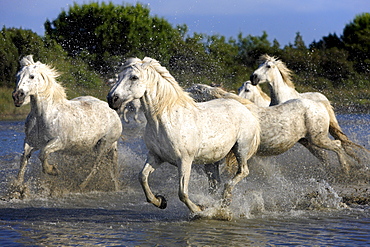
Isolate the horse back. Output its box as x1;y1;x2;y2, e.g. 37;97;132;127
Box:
300;92;329;103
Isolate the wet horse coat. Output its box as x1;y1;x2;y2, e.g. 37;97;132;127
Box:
11;55;122;197
186;84;352;174
250;54;368;164
107;57;260;214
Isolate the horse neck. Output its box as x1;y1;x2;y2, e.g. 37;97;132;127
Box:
140;72;195;123
268;70;299;105
30;94;49;118
30;89;65;118
140;93;156;121
250;89;263;104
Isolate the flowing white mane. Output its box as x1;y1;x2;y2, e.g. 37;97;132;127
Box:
256;84;271;102
130;57;196;117
19;55;66;102
259;54;295;88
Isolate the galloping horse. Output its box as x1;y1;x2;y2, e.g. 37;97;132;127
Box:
250;54;367;161
11;55;122;197
186;84;353;175
107;57;260;214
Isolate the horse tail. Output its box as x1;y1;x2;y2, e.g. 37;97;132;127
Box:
225;152;237;175
321;101;370;162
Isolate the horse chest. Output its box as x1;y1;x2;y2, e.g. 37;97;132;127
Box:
144;119;200;163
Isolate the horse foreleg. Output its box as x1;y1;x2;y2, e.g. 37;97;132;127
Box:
39;138;63;176
16;142;35;185
123;108;129;123
139;157;167;209
7;143;35;199
204;161;222;194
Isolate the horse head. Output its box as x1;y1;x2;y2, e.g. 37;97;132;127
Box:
107;57;152;110
13;55;64;107
250;55;278;86
12;55;40;107
250;54;294;89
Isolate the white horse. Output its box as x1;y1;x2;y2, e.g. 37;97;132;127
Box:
187;85;353;175
107;57;260;214
250;54;368;161
238;81;270;107
11;55;122;197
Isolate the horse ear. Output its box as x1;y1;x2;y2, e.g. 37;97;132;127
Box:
20;55;35;67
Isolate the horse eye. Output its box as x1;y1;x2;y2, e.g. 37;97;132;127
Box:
266;64;271;69
130;75;139;80
29;75;35;79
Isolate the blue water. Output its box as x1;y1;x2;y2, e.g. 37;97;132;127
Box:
0;114;369;246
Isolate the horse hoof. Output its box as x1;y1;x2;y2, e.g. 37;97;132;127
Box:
5;184;29;200
221;198;232;208
214;207;233;221
45;167;60;176
156;194;167;209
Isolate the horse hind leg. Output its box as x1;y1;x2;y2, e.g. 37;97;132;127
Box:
177;158;204;213
298;138;329;165
204;160;222;194
222;159;249;208
107;142;120;191
39;138;63;176
222;146;250;209
79;138;109;190
311;137;350;174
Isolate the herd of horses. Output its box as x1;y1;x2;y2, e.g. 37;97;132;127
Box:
8;54;368;218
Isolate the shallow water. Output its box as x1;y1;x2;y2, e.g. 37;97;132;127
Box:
0;114;369;246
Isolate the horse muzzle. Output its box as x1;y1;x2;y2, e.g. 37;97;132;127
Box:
250;74;259;85
12;89;26;107
107;93;123;111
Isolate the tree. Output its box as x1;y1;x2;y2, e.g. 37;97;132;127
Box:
45;2;183;75
0;28;18;87
0;28;46;87
0;27;101;90
310;33;343;50
294;32;306;50
236;31;272;67
342;13;370;74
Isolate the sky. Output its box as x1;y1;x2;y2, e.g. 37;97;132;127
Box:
0;0;369;46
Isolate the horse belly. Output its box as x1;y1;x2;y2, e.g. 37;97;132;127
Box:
194;102;245;163
257;116;306;156
55;101;121;151
194;137;235;164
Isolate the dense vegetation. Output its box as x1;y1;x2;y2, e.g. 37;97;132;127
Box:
1;2;369;119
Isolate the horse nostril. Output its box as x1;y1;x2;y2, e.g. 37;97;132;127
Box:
250;74;258;85
250;74;254;82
